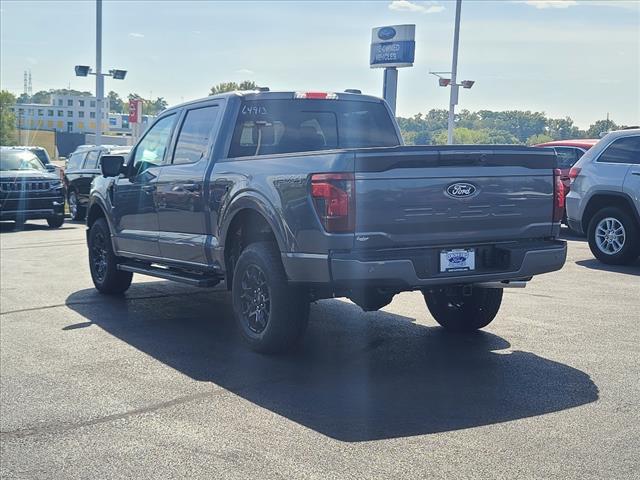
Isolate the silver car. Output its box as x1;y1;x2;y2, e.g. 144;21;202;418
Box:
566;128;640;265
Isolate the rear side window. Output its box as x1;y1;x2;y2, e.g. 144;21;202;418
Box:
67;151;86;170
228;99;400;158
597;136;640;165
172;106;219;165
554;147;579;169
85;150;100;169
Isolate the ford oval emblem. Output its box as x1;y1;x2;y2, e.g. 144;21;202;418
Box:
446;182;478;199
378;27;397;41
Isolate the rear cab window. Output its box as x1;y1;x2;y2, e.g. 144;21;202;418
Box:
228;97;400;158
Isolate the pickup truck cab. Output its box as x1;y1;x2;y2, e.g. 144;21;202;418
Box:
87;90;567;353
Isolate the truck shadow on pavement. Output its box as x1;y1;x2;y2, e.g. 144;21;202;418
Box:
65;282;599;442
575;258;640;275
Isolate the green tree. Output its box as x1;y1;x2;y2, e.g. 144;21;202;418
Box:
31;90;51;104
108;91;124;113
209;80;258;95
546;117;583;140
586;119;618;138
0;90;18;145
527;133;554;145
126;94;167;116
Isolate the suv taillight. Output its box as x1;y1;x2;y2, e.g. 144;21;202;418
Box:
569;166;581;183
553;168;565;223
310;173;355;233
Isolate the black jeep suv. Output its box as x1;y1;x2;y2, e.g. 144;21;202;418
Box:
0;147;65;228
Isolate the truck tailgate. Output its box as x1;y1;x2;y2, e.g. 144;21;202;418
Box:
354;147;557;249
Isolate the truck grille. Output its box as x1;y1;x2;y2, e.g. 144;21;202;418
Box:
0;181;51;192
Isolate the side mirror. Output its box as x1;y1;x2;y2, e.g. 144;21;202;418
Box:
100;155;126;177
45;164;56;173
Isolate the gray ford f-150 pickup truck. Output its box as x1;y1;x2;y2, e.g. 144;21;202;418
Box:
86;90;567;352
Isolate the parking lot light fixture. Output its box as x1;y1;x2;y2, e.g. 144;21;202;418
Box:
74;65;91;77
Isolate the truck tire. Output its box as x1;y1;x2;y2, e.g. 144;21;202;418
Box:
68;190;85;221
47;215;64;228
88;218;133;294
588;207;640;265
423;286;503;332
232;242;309;353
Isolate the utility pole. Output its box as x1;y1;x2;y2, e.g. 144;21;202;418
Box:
447;0;462;145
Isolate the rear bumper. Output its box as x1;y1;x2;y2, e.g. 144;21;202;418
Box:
283;240;567;289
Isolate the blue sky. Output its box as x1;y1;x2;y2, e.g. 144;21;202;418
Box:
1;0;638;127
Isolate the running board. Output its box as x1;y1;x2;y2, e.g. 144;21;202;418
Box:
117;263;221;287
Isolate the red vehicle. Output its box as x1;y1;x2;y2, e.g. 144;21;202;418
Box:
534;139;598;226
534;139;599;187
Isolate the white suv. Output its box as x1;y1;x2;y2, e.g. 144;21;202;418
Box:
566;128;640;265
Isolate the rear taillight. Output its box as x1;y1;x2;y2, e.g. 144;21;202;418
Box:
569;167;581;183
310;173;355;233
553;168;565;223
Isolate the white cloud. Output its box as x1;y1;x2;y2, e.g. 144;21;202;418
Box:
388;1;445;14
128;32;144;38
522;1;578;8
236;69;255;75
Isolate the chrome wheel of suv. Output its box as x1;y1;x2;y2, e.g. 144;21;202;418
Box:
588;207;640;265
68;191;85;221
595;217;625;255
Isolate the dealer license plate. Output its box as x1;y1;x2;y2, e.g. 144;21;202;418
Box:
440;248;475;272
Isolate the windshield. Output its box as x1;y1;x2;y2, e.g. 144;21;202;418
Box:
229;99;400;158
0;150;46;171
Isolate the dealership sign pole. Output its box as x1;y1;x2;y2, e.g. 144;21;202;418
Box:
370;25;415;115
129;99;143;142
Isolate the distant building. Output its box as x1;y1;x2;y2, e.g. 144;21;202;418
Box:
9;93;154;135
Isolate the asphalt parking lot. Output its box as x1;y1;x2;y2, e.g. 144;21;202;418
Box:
0;221;638;479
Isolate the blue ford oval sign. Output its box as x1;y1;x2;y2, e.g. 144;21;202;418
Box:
378;27;397;40
446;182;478;198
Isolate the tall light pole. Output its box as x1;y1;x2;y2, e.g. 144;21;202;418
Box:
95;0;103;146
448;0;462;145
74;0;127;145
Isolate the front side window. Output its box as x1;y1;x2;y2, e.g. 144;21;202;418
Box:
131;114;177;174
172;106;219;165
597;136;640;165
67;151;86;170
228;99;400;158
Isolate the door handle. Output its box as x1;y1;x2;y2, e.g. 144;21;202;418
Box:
142;185;156;193
632;172;640;176
182;183;199;192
